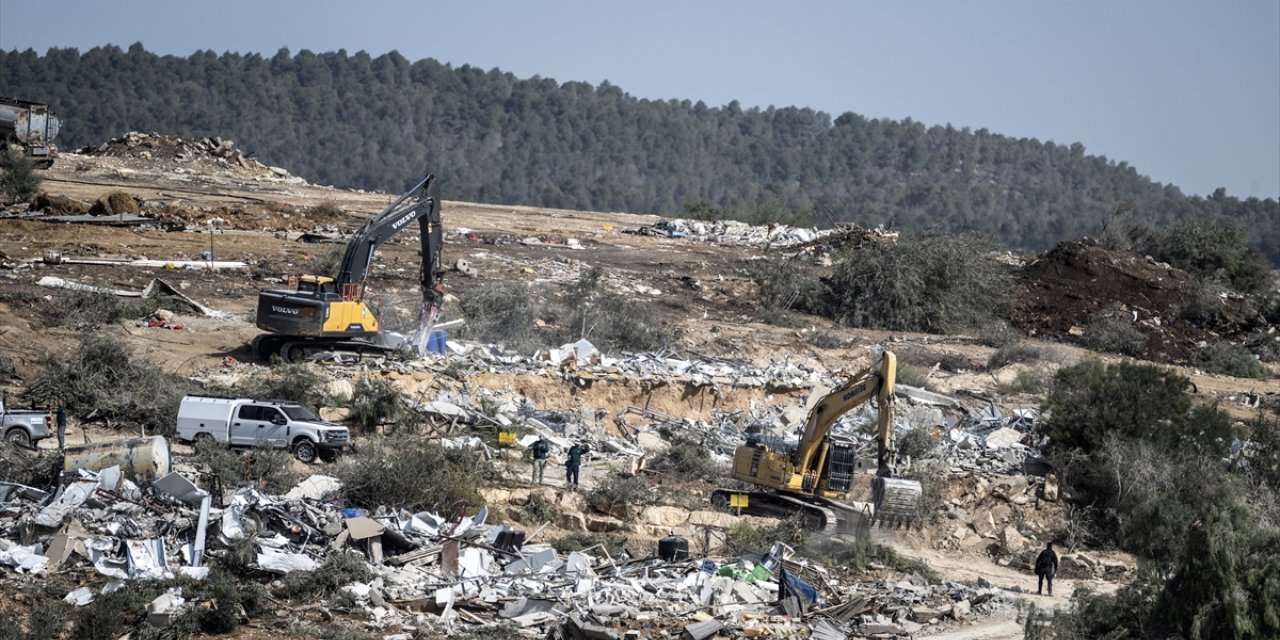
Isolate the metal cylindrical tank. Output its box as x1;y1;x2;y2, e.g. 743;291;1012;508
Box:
658;535;690;562
63;436;171;482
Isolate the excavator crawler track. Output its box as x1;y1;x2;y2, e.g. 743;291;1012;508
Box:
712;489;869;536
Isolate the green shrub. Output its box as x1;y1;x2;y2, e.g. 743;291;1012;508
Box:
24;333;195;435
1008;365;1052;395
458;282;539;351
304;246;345;280
747;256;824;315
52;291;160;327
72;585;163;640
900;459;948;529
0;353;16;380
1196;341;1267;378
234;361;331;409
559;267;668;352
193;438;298;494
1044;358;1236;458
522;491;555;522
587;471;653;517
646;436;724;481
550;531;627;556
0;591;69;640
722;514;809;556
1148;219;1272;294
0;147;42;204
278;553;374;601
825;232;1011;334
895;427;936;461
806;330;842;349
988;342;1055;369
345;377;411;432
975;319;1023;348
1077;306;1146;356
338;437;494;513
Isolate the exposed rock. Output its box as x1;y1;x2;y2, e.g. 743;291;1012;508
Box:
1041;473;1060;501
1001;526;1030;554
950;599;971;619
640;505;690;528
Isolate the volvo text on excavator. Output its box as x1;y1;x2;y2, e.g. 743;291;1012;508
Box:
712;351;923;534
252;174;444;362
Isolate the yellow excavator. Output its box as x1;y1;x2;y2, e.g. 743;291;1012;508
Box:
712;351;922;533
252;174;444;362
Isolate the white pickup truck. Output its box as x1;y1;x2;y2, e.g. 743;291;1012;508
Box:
175;396;350;463
1;398;53;448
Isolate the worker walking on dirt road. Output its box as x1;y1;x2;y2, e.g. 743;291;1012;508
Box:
565;442;589;489
1035;541;1059;596
530;437;550;484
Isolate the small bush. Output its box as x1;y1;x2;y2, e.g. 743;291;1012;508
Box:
0;353;16;379
193;438;298;494
646;436;724;482
73;585;163;640
52;291;160;327
0;592;69;640
278;553;374;601
1179;279;1230;327
825;233;1011;334
806;330;842;349
523;491;555;522
560;267;668;352
1147;219;1272;294
802;536;939;580
723;514;809;556
988;342;1055;369
1008;365;1052;395
338;437;495;513
896;427;937;461
24;333;195;435
345;377;411;432
304;246;344;280
975;319;1023;348
551;531;627;555
899;347;974;372
235;361;331;409
900;459;948;529
1196;341;1267;378
458;282;539;351
587;471;653;517
747;256;824;315
1077;305;1146;357
0;147;42;204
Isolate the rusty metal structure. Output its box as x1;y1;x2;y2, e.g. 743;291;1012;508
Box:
0;96;62;167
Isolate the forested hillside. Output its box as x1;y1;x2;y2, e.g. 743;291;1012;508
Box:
3;44;1276;261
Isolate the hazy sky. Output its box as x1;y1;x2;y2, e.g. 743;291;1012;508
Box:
2;0;1277;198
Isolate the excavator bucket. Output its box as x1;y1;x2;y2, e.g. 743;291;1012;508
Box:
872;477;922;527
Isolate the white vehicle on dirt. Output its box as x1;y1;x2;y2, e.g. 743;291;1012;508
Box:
176;396;350;463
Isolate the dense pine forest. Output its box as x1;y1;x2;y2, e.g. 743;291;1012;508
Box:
3;45;1276;262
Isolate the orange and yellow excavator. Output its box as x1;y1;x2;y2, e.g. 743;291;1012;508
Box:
713;351;923;533
251;174;444;362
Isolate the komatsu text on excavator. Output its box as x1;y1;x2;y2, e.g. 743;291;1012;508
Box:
252;174;444;362
712;351;923;533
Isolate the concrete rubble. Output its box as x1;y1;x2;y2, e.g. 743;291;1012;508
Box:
1;459;1020;638
625;219;899;251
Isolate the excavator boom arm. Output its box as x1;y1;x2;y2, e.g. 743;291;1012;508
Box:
792;352;897;474
335;174;442;295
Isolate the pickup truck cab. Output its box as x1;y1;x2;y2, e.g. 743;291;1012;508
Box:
0;398;53;448
175;396;350;463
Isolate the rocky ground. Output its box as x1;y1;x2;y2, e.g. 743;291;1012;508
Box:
0;135;1276;639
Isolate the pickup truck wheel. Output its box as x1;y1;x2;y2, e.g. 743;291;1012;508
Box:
4;428;31;449
293;439;318;464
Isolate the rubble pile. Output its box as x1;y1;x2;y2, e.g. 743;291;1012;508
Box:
626;218;901;251
1;457;1022;639
81;132;297;180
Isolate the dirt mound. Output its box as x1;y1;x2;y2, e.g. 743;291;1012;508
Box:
31;193;89;215
81;131;292;178
88;190;141;216
1011;241;1265;362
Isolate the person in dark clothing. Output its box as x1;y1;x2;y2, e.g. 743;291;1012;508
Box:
1035;541;1059;596
56;402;68;450
530;437;550;484
565;442;589;488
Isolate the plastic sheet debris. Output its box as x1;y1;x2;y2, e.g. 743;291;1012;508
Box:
257;547;319;573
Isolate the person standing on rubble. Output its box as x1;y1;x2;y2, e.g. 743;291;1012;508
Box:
1035;541;1059;596
565;441;590;488
56;401;68;450
531;436;551;484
